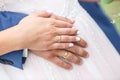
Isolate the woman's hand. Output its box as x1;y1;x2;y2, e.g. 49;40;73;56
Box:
16;12;80;51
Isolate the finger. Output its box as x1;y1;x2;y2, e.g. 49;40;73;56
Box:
48;18;73;28
56;28;78;35
30;11;52;17
67;45;89;58
75;36;87;48
54;35;81;43
50;57;72;70
51;14;74;24
56;50;82;65
55;20;73;28
50;43;74;50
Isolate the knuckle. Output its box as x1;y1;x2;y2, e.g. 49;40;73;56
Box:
64;44;69;48
62;36;68;41
52;15;57;19
57;61;64;66
48;18;56;25
50;28;58;35
67;54;74;60
66;29;72;34
55;44;62;49
76;47;81;53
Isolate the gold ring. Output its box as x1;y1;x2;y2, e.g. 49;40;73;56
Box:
63;51;69;59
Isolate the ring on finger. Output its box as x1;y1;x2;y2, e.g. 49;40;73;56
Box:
63;51;69;59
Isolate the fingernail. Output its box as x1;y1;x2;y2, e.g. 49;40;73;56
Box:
77;59;83;65
79;60;83;65
69;43;74;47
84;52;89;58
76;36;81;41
68;66;73;70
77;31;80;34
82;41;88;48
85;53;89;58
70;19;75;23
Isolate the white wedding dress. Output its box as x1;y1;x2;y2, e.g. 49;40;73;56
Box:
0;0;120;80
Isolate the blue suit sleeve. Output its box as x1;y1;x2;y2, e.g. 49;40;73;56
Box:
80;2;120;54
0;11;27;69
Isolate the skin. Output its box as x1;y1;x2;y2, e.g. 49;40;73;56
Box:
0;11;88;70
0;0;99;55
0;0;99;69
30;0;101;70
0;11;78;54
30;11;88;70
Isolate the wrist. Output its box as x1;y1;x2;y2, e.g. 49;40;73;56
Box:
12;25;26;50
0;26;25;55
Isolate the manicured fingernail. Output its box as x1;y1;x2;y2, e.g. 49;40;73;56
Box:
77;31;80;34
76;36;81;41
69;43;74;47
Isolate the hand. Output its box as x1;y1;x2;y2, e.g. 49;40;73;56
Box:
30;42;88;70
16;11;80;51
28;11;88;70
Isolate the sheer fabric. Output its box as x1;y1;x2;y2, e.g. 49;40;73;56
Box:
0;0;120;80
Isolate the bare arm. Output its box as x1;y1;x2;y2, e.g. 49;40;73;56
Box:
0;26;23;55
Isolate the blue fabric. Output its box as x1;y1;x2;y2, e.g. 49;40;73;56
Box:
0;11;27;69
80;2;120;54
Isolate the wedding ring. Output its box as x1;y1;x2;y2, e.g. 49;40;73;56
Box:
63;51;69;59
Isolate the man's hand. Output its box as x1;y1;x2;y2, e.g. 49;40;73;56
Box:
30;44;88;70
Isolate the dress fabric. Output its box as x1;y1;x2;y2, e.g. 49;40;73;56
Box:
0;0;120;80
